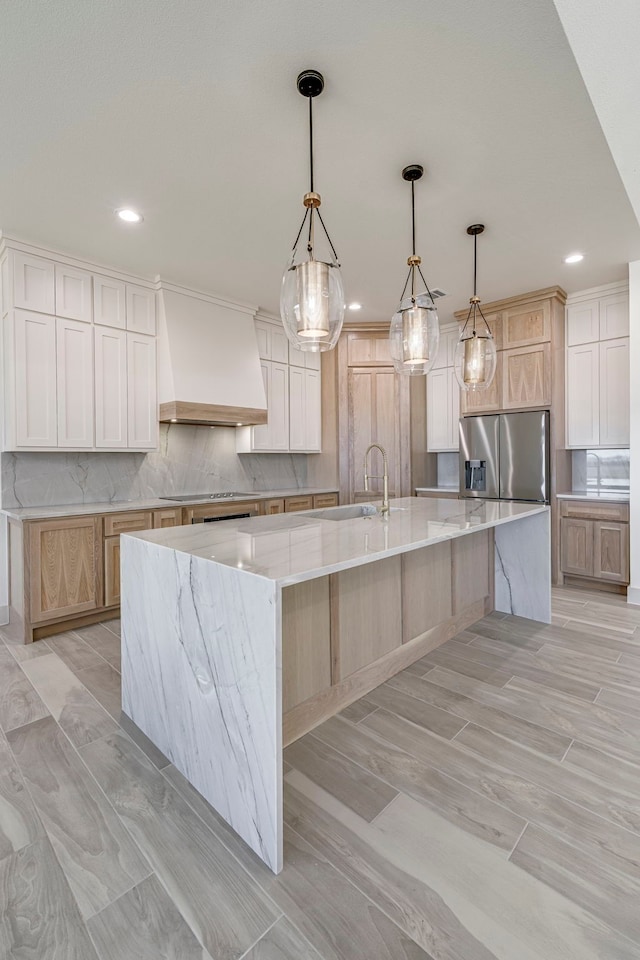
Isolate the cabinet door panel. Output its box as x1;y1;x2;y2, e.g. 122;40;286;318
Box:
254;319;271;359
13;252;55;314
567;301;599;346
502;342;550;409
152;508;183;528
28;517;101;622
304;367;321;452
427;367;450;451
104;536;121;607
566;343;599;447
599;338;629;446
593;521;629;583
127;333;157;448
15;310;57;447
503;300;550;348
126;284;156;335
461;352;502;414
263;499;285;515
560;518;593;578
599;293;628;340
251;362;271;450
56;318;94;448
270;326;290;364
94;276;126;328
95;326;127;448
268;361;289;450
448;367;460;450
55;265;92;323
288;365;306;451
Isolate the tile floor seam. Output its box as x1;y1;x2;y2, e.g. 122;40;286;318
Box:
367;790;403;827
355;705;380;724
449;719;470;741
506;820;530;861
69;628;121;674
234;914;285;960
0;663;51;736
81;867;156;922
558;738;575;764
283;816;433;957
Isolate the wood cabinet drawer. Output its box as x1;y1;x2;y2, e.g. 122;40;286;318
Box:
104;511;154;536
313;493;339;509
183;501;262;523
263;499;285;515
560;501;628;522
152;508;183;529
284;496;314;512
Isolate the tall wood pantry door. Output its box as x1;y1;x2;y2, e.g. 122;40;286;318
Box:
348;366;405;502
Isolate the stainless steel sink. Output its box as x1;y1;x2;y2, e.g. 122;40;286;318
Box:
304;503;380;521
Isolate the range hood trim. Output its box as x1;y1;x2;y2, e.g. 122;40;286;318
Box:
159;401;268;427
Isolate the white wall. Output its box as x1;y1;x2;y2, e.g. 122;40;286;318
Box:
628;260;640;604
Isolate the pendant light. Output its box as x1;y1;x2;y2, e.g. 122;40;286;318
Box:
389;165;439;376
280;70;344;353
454;224;497;390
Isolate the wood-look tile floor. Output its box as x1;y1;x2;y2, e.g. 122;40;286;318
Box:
3;588;640;958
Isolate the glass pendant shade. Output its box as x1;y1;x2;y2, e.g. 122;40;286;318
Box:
389;294;439;376
280;257;344;352
453;330;497;390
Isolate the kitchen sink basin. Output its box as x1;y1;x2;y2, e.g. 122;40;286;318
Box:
305;503;381;521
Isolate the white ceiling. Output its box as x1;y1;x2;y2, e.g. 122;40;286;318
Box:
1;0;639;324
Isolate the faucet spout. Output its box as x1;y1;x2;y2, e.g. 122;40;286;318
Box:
363;443;390;516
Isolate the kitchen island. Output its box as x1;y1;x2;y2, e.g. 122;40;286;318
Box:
120;496;550;872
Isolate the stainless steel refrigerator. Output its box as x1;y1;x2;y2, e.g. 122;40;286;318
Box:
459;410;550;502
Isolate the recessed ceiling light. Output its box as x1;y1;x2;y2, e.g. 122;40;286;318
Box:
116;208;143;223
564;253;584;264
348;302;362;311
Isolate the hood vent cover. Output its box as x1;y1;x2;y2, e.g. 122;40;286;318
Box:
157;283;267;427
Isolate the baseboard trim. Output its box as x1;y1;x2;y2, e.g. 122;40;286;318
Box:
627;586;640;607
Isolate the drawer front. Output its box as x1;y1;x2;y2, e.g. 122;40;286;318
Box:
560;500;628;522
104;511;154;536
153;508;183;529
313;493;339;509
284;496;314;512
184;501;262;523
263;499;285;515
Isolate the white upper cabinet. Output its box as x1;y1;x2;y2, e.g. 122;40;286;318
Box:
127;332;157;449
56;318;94;447
599;338;629;446
95;326;127;448
94;275;126;329
255;317;289;363
55;265;92;323
427;323;459;452
566;301;599;346
14;310;57;447
238;318;322;453
599;293;629;340
566;343;599;448
565;282;629;448
1;238;158;452
13;252;55;314
126;283;157;335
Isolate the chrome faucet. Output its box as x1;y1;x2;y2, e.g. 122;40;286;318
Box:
363;443;390;516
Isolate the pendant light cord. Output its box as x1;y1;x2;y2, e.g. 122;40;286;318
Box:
473;232;477;298
309;96;314;193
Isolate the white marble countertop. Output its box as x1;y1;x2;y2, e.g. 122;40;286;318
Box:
125;496;549;587
1;487;338;522
556;491;630;503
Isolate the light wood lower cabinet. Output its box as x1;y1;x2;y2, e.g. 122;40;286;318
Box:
312;493;339;508
27;517;102;623
153;507;183;528
284;495;314;512
263;499;285;515
560;508;629;586
104;536;121;607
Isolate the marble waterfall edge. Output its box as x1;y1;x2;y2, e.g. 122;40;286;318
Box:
120;534;282;872
494;509;551;622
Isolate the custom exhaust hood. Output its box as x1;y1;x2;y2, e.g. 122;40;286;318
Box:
157;282;268;427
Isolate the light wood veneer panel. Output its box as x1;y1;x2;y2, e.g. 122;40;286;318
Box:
401;541;452;643
451;530;490;613
331;555;402;682
28;517;101;623
282;578;331;711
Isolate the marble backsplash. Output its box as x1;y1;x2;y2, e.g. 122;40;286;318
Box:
1;424;309;508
